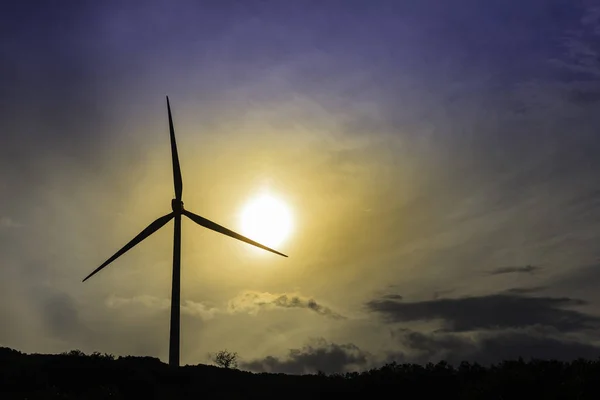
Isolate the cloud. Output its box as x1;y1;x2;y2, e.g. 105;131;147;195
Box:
489;265;539;275
548;263;600;302
106;295;218;320
555;3;600;79
366;293;600;332
227;291;345;320
105;291;345;323
241;338;369;374
382;294;403;300
388;327;600;366
433;289;456;300
41;292;86;341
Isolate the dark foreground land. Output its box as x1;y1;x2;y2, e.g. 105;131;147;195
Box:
2;347;600;399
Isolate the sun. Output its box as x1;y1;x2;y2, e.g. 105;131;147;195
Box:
239;192;293;249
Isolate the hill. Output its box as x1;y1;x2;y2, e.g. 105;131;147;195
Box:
2;347;600;399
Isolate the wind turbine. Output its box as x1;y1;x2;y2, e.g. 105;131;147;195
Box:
82;96;288;367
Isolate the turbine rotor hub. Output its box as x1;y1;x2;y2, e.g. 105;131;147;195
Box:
171;199;184;214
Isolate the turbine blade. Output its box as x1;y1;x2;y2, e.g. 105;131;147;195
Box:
182;209;288;257
167;96;183;200
82;212;175;282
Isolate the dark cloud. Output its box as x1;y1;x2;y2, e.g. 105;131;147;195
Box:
41;292;84;341
388;329;475;364
279;296;345;320
544;263;600;307
382;294;403;300
0;258;91;350
489;265;539;275
433;289;455;300
505;286;547;294
389;327;600;366
241;339;369;375
366;293;600;332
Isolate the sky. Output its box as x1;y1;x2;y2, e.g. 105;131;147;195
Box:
2;0;600;374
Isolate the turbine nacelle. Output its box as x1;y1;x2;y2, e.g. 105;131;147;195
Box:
171;199;184;214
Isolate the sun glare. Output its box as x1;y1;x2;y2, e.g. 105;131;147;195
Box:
240;192;293;250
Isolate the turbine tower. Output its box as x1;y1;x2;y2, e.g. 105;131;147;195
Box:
82;96;287;367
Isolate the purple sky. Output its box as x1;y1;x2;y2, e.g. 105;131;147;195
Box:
2;0;600;373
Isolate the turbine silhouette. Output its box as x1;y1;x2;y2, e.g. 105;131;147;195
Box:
82;96;288;367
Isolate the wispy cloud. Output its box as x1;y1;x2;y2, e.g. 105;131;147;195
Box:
105;291;346;322
105;295;219;320
227;291;346;320
555;4;600;79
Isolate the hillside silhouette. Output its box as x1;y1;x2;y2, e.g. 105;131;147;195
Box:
2;347;600;399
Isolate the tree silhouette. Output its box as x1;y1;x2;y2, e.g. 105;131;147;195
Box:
211;349;239;369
